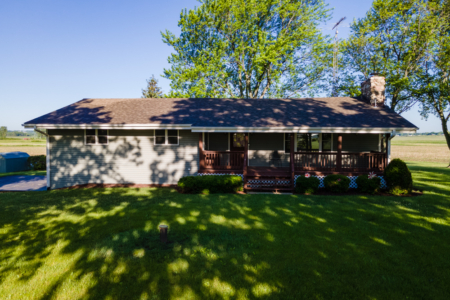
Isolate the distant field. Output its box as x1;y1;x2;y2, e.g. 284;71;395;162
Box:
0;137;46;156
392;135;449;164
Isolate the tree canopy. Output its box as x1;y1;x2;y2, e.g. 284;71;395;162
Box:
339;0;442;113
162;0;331;99
142;75;164;98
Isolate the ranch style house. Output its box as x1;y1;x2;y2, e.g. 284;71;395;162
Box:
23;75;417;192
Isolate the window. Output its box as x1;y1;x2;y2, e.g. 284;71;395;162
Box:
322;133;332;151
155;129;179;145
233;133;245;148
284;133;292;153
85;129;108;145
297;133;319;151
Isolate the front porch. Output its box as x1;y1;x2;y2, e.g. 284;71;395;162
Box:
198;132;390;192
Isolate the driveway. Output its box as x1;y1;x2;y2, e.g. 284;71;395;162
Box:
0;175;47;192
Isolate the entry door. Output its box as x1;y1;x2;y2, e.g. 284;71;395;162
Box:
230;133;245;151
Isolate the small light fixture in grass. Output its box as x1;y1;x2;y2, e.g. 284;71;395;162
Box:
159;225;168;243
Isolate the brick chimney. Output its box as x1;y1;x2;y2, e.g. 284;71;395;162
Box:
361;74;385;107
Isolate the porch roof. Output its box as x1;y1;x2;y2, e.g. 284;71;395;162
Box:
23;97;418;131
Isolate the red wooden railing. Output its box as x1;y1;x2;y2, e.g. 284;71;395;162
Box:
202;151;245;170
294;152;387;172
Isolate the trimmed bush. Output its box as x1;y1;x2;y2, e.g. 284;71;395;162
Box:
323;174;350;193
384;159;413;195
178;175;243;194
28;155;46;171
295;176;320;194
356;175;381;194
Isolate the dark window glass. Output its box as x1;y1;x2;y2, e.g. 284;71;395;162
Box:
311;134;320;151
233;133;245;148
285;133;291;153
86;135;96;144
168;136;178;145
167;130;178;136
322;133;332;151
204;133;209;150
98;129;108;136
155;130;165;136
297;133;310;151
86;129;96;136
155;136;165;144
98;136;108;144
297;133;319;151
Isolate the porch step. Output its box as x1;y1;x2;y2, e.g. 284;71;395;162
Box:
244;176;294;193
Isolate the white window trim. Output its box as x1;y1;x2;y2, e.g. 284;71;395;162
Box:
85;129;109;145
154;129;179;146
319;133;323;152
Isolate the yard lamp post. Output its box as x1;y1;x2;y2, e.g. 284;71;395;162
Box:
159;225;168;243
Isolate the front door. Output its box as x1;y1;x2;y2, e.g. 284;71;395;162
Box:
230;133;245;151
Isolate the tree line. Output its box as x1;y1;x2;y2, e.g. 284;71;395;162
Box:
141;0;450;164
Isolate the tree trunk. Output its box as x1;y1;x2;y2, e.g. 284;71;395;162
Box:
440;115;450;167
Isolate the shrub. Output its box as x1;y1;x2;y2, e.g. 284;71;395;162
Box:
295;175;320;194
384;158;413;195
178;175;243;194
28;155;46;171
356;175;381;194
323;174;350;193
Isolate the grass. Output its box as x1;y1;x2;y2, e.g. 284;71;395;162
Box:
0;137;46;156
1;162;449;299
392;135;449;164
0;170;46;178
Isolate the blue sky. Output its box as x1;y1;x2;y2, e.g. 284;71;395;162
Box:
0;0;442;132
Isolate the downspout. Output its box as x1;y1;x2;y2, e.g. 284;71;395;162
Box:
387;130;396;164
34;126;50;190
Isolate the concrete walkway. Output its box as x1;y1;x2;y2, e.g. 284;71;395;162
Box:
0;175;47;192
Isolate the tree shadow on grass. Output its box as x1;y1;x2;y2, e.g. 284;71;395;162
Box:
0;185;450;300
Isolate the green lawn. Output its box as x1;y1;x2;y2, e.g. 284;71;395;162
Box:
1;162;449;299
0;170;46;178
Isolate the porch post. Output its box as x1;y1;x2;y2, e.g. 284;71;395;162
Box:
290;133;295;189
337;134;342;171
243;133;248;182
199;133;205;170
386;133;390;167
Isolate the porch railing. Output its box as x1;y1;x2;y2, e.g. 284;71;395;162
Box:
294;152;387;172
201;151;245;170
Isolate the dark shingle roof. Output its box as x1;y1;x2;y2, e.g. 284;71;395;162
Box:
24;97;417;129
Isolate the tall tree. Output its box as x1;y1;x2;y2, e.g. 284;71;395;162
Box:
162;0;331;99
0;126;7;139
339;0;442;113
414;0;450;166
142;75;164;98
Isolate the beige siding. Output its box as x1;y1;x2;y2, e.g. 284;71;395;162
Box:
333;133;379;152
249;133;289;167
48;129;199;189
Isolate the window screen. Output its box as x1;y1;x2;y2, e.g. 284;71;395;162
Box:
322;133;332;151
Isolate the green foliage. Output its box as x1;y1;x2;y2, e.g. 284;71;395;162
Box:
412;3;450;163
142;74;164;98
162;0;332;98
356;175;381;194
295;175;320;194
384;158;413;195
27;155;46;171
178;175;242;194
339;0;443;113
324;174;350;193
0;126;6;139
